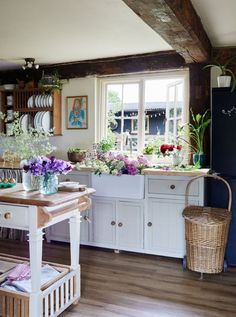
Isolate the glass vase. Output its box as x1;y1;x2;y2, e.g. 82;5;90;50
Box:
22;171;41;191
40;173;59;195
172;152;183;166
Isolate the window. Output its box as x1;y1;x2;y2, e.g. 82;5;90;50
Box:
98;70;189;154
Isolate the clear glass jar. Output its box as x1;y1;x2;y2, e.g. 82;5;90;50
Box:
40;173;59;195
22;171;41;191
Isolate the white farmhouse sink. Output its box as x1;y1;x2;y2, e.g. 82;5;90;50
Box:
91;174;144;199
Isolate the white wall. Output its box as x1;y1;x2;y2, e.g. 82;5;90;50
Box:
50;76;97;160
211;67;221;88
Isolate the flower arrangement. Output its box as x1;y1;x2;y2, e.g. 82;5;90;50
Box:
159;144;182;156
0;112;55;160
22;156;72;176
87;152;151;176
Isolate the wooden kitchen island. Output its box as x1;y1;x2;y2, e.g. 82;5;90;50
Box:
0;184;95;317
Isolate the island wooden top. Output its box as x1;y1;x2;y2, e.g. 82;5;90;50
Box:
0;184;95;207
0;162;21;170
142;168;210;176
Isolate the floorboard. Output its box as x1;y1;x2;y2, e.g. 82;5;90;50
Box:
0;240;236;317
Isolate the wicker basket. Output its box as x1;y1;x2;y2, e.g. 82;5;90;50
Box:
182;174;232;274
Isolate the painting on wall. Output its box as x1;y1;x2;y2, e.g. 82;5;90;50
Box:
66;95;88;129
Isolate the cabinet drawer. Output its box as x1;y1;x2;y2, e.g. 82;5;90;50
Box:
147;178;199;197
0;204;29;229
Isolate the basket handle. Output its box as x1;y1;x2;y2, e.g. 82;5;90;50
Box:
185;174;232;211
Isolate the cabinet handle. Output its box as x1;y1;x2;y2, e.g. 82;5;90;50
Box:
118;222;123;227
111;221;116;226
84;215;91;223
147;222;152;227
4;212;13;220
170;184;175;190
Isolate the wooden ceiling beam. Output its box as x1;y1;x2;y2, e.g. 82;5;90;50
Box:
0;51;185;82
122;0;212;63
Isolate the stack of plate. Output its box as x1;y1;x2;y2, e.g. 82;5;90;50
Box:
19;114;33;132
34;111;52;132
27;94;53;108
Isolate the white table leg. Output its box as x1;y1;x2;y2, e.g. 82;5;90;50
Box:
28;228;44;317
69;213;81;301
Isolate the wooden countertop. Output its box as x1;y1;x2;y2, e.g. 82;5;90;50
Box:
0;162;21;169
142;168;210;176
0;184;95;207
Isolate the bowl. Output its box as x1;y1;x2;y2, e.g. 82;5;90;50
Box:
67;151;86;163
3;84;15;90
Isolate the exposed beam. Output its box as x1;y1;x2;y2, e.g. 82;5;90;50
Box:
0;51;185;82
212;47;236;74
122;0;212;63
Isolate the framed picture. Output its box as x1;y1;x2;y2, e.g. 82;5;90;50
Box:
66;96;88;129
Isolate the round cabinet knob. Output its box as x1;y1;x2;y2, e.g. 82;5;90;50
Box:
170;184;176;190
118;222;123;227
84;215;91;223
111;221;116;226
147;222;152;227
4;212;13;220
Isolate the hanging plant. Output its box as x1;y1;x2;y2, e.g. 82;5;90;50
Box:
38;71;63;94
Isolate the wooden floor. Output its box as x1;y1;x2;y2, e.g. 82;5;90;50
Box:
0;240;236;317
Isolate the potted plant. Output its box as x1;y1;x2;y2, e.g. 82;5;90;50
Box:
67;147;87;163
143;145;155;163
179;109;211;167
38;71;62;93
203;55;236;91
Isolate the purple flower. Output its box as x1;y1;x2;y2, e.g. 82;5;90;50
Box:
23;156;72;176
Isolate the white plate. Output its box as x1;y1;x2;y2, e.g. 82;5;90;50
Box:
41;95;46;107
34;112;41;129
21;114;28;132
43;95;47;107
48;95;53;107
41;111;51;132
27;96;33;108
39;95;44;107
37;95;42;108
36;112;43;128
35;95;39;108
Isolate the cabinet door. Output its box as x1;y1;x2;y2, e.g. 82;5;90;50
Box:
146;198;198;258
46;219;70;243
46;211;90;245
91;198;116;247
117;201;143;250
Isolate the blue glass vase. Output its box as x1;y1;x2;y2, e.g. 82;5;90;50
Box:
40;173;58;195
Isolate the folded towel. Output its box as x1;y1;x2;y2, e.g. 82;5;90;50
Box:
1;264;60;293
7;263;30;281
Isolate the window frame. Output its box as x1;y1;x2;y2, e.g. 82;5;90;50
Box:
97;70;189;153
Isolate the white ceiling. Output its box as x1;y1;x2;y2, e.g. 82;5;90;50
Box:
191;0;236;47
0;0;171;71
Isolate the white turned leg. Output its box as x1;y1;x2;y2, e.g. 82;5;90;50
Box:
28;229;44;317
69;214;81;300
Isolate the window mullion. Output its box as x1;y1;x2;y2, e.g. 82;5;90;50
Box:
120;84;124;151
138;79;145;152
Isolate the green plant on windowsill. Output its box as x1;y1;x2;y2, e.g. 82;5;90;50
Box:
179;108;211;167
97;136;115;154
143;145;155;155
203;55;236;92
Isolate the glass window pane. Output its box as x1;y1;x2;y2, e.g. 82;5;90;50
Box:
176;83;183;102
169;120;174;134
169;108;174;118
177;108;182;117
